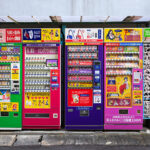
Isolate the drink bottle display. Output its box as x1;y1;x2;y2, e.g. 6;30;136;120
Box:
22;28;61;129
65;28;104;130
0;29;22;130
104;28;143;130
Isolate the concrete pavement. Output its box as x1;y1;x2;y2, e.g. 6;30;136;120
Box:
0;128;150;146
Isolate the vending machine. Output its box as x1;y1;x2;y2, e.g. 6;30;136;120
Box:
143;28;150;119
65;28;104;130
104;28;143;130
22;28;61;129
0;29;22;130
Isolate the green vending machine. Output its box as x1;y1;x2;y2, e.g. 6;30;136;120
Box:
0;29;22;130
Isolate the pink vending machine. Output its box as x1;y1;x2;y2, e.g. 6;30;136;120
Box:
104;28;143;130
22;28;61;129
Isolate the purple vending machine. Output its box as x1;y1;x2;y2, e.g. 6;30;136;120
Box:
65;28;104;130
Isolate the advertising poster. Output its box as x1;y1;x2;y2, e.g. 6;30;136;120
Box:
68;83;93;88
65;28;103;42
11;63;20;94
25;92;50;109
11;63;20;80
0;90;10;102
68;89;93;107
143;28;150;42
41;28;60;42
133;90;142;105
106;76;132;107
0;29;6;43
23;29;41;42
104;28;142;42
6;29;22;42
0;102;19;112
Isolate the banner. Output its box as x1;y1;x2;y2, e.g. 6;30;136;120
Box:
23;28;60;43
6;29;22;42
68;89;93;107
41;28;60;42
104;28;142;42
0;29;6;43
23;29;41;43
143;28;150;42
0;102;19;112
25;92;50;109
65;28;103;43
0;29;22;43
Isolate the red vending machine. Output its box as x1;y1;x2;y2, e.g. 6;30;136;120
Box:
22;28;61;129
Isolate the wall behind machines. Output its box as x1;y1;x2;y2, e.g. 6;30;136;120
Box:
0;22;149;128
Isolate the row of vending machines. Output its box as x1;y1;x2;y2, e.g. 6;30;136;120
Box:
0;27;149;130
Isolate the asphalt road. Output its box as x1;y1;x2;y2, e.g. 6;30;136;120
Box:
0;146;150;150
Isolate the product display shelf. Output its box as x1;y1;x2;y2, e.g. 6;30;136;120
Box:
25;75;50;78
106;52;139;54
106;58;139;61
68;87;93;89
68;65;93;68
68;73;93;76
25;68;50;71
68;80;93;83
68;57;98;60
0;70;10;72
106;66;139;69
106;73;132;75
0;78;10;81
0;53;20;55
0;61;19;63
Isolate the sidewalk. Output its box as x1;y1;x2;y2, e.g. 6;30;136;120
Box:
0;128;150;146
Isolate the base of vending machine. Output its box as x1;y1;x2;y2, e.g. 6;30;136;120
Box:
104;124;143;130
23;126;60;129
0;128;21;130
65;125;103;130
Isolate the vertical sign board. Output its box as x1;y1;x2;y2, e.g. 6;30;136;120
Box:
143;28;150;119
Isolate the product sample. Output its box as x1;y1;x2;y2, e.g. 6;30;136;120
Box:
22;28;61;129
65;28;104;130
104;28;143;130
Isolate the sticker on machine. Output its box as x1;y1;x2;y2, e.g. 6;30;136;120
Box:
25;92;50;109
11;63;20;94
0;102;19;112
93;90;101;103
0;90;10;102
68;89;93;107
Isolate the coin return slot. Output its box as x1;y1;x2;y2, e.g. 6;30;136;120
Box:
14;113;18;117
137;110;141;114
68;109;73;112
119;110;128;114
80;110;89;116
96;106;101;110
1;112;9;116
25;113;49;118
